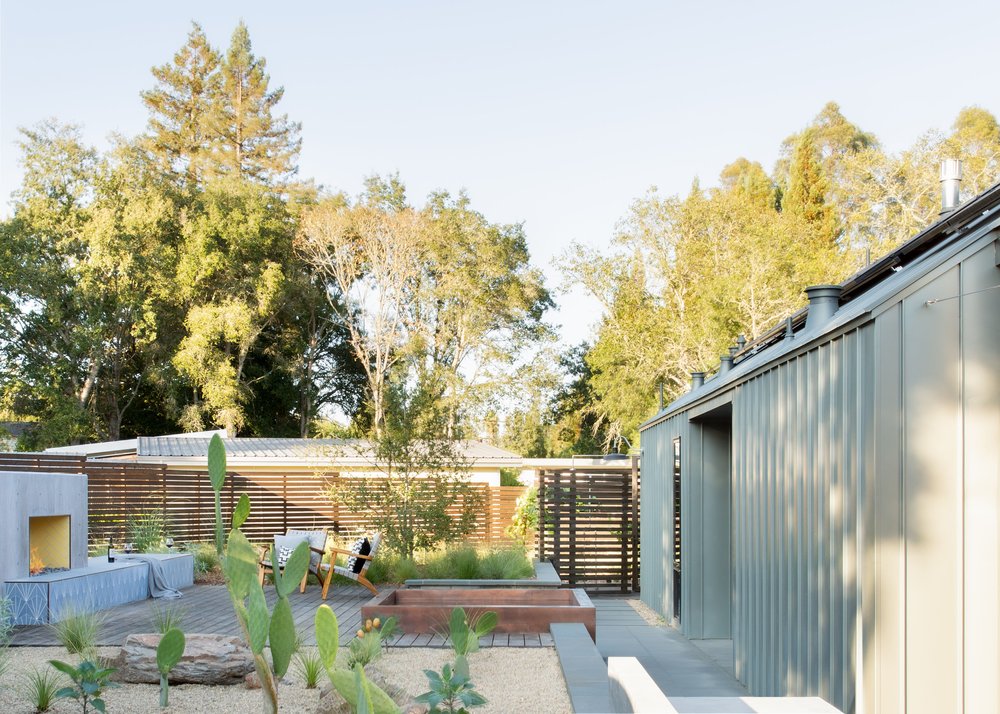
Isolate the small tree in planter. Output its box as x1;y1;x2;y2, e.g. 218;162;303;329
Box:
329;382;484;559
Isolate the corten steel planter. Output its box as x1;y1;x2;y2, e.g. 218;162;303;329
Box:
362;587;597;641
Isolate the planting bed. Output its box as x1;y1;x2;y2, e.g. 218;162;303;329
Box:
362;587;596;640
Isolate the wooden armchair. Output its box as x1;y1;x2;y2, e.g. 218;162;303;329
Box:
318;532;382;599
257;528;328;593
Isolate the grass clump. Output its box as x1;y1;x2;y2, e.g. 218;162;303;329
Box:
127;508;167;552
49;609;104;658
20;667;61;711
479;546;533;579
150;604;185;634
294;649;323;689
189;542;223;583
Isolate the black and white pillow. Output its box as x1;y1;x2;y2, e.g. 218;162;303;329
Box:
346;537;371;574
276;545;295;567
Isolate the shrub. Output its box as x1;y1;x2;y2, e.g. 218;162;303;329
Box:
478;546;532;580
49;659;117;714
505;486;537;544
128;508;167;552
499;469;522;487
189;542;222;581
20;667;62;711
50;609;104;659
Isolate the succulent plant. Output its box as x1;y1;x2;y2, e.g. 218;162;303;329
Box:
155;627;185;708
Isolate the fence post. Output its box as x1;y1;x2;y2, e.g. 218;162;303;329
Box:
621;470;629;593
631;456;640;592
537;473;546;561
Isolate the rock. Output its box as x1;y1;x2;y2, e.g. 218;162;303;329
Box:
244;671;261;689
113;633;255;685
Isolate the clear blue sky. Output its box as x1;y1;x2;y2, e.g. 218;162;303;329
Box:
3;1;999;346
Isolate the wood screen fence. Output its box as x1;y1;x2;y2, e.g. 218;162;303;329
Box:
537;460;640;592
0;453;525;548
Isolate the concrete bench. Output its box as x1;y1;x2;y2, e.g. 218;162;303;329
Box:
552;622;612;713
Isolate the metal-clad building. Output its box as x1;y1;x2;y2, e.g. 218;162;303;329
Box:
639;175;1000;714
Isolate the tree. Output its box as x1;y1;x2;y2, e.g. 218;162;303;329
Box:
328;382;484;559
207;21;301;184
171;178;296;433
296;195;424;436
141;22;221;187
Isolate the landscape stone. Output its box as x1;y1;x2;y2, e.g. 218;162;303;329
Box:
113;633;255;685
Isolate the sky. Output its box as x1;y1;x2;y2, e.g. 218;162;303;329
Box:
2;0;999;347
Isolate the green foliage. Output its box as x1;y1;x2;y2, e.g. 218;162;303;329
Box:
150;604;185;635
416;659;488;714
329;382;484;560
0;594;12;646
156;628;185;708
128;507;167;552
294;649;324;689
208;433;227;554
505;487;538;545
445;607;497;658
20;666;62;712
189;542;221;576
232;492;250;529
478;546;533;580
49;659;117;714
498;469;521;487
346;616;398;669
50;610;104;659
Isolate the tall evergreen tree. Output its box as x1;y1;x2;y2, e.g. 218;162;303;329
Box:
208;22;301;184
782;129;839;247
141;22;221;187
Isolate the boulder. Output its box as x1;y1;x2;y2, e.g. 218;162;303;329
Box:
113;633;255;685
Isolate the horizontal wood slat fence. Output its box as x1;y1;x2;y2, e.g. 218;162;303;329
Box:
0;453;525;548
538;461;640;593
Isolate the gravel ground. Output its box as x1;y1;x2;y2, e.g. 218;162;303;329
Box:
0;645;570;713
628;597;668;627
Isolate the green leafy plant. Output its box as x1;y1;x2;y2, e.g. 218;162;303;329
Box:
445;607;497;658
315;605;400;714
150;604;185;634
208;433;227;556
155;628;185;708
415;658;487;714
294;649;324;689
50;609;104;659
49;659;117;714
20;666;62;712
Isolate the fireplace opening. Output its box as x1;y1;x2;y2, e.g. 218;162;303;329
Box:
29;515;71;576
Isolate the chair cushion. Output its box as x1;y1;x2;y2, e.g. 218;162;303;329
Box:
346;537;371;574
273;534;308;568
287;529;327;570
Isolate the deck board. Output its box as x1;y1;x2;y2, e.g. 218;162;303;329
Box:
10;584;558;649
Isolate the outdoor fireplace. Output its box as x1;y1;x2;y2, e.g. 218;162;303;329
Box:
0;471;89;586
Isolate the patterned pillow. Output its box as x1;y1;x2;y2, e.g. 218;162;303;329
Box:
273;534;308;569
346;537;371;574
276;545;295;567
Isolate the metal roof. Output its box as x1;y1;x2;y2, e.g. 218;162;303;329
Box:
642;178;1000;430
136;437;522;465
45;429;227;457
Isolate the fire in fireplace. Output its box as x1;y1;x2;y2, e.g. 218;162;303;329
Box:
28;515;71;576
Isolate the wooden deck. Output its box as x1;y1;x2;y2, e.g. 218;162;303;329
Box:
10;584;554;648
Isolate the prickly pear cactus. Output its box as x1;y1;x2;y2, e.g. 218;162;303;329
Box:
156;627;185;708
208;434;227;555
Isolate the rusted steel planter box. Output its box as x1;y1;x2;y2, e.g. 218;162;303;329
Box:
362;587;596;641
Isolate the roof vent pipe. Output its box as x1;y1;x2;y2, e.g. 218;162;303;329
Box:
736;334;746;350
940;159;962;214
804;284;843;331
719;355;733;374
691;372;705;390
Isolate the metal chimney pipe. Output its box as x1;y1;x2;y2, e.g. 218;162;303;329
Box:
728;345;739;357
804;284;843;331
940;159;962;214
691;372;705;390
720;355;733;374
736;334;746;350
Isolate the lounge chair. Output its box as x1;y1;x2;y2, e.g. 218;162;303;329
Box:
318;532;381;599
257;528;328;593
